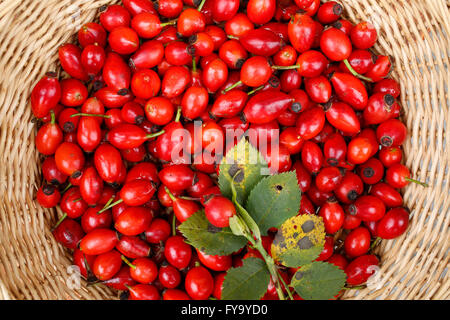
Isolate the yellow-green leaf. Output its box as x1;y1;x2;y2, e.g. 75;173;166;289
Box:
218;138;268;204
178;210;247;256
246;171;301;235
291;261;346;300
221;258;270;300
271;215;325;268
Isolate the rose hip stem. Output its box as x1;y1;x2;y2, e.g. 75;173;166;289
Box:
121;255;136;269
197;0;207;11
343;59;373;82
70;113;111;119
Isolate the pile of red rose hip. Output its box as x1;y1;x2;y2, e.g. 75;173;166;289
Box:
32;0;426;300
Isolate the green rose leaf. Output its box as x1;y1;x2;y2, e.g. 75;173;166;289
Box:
271;215;325;268
221;257;270;300
291;261;346;300
246;171;301;236
178;210;247;256
218;138;268;204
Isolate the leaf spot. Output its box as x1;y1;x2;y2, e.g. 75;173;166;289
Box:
275;184;283;192
298;236;314;250
207;224;222;234
228;164;244;182
295;271;304;281
301;221;315;233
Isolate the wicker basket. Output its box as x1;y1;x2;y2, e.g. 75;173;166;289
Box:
0;0;448;300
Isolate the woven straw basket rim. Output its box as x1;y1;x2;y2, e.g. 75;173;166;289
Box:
0;0;448;300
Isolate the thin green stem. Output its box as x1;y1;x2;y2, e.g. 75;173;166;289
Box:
221;80;243;94
191;56;197;73
253;241;286;301
405;177;428;187
62;183;72;193
247;85;264;96
172;213;177;236
50;110;56;124
70;113;111;118
343;59;373;82
98;196;115;215
146;130;165;139
51;213;67;231
197;0;207;11
228;175;285;300
271;65;299;70
277;270;294;300
165;186;177;202
370;236;382;251
121;255;136;269
175;106;182;122
227;34;239;40
98;199;123;214
160;19;178;27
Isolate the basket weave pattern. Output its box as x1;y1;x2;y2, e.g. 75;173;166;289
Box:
0;0;448;300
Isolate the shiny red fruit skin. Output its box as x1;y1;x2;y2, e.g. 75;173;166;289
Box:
115;206;152;236
344;227;371;258
376;207;409;239
79;167;103;206
345;254;379;286
73;248;96;278
348;195;386;222
197;250;232;272
163;289;190;300
325;101;360;134
108;27;139;55
334;171;364;204
185;266;214;300
204;195;236;228
319;199;345;234
128;284;160;300
323;133;347;166
31;73;61;118
347;137;373;165
53;219;85;249
77;116;102;152
385;163;413;188
123;0;158;16
116;235;151;259
36;184;61;208
240;28;282;57
288;14;316;53
130;258;158;284
100;5;131;32
59;44;89;81
80;228;118;255
158;263;181;289
247;0;276;25
55;142;85;176
212;0;240;22
159;165;195;191
369;183;403;208
120;179;156;206
36;120;63;155
164;235;192;270
320;28;352;61
243;89;293;124
327;253;348;271
296;106;325;140
93;249;122;280
316;236;334;261
330;72;368;110
301;141;323;174
293;160;312;193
